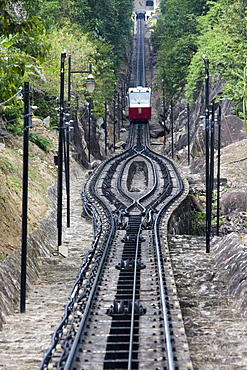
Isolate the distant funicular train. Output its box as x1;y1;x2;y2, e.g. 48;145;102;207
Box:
128;86;152;123
128;6;152;123
135;0;154;18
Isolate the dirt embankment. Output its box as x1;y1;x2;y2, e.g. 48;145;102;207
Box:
0;119;58;259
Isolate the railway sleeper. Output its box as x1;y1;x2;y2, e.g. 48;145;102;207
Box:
107;300;145;316
115;258;145;270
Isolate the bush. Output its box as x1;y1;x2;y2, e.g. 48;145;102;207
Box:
29;132;50;153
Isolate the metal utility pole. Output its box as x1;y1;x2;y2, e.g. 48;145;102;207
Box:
57;52;66;247
88;97;92;162
104;101;107;156
117;91;120;141
170;100;174;159
113;86;116;151
187;103;190;165
162;79;166;148
65;56;71;227
210;101;215;195
216;104;222;236
20;81;30;313
68;57;94;163
203;57;211;253
162;80;165;124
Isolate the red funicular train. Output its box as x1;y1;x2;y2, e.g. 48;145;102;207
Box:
128;86;152;123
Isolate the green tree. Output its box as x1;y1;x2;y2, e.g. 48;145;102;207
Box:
73;0;133;71
0;0;50;110
153;0;207;100
185;0;247;111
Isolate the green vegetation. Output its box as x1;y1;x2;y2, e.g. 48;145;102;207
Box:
29;133;50;153
0;157;17;173
0;0;133;139
152;0;207;101
153;0;247;123
192;210;206;235
6;175;22;193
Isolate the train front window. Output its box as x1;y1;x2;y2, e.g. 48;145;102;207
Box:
129;92;150;105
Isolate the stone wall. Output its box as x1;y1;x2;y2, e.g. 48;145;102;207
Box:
0;185;57;329
168;195;193;235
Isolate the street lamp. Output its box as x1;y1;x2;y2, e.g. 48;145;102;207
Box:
68;56;97;163
57;54;97;249
84;74;96;93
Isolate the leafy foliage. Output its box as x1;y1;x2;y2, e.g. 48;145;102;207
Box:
73;0;133;70
154;0;247;123
0;0;132;127
153;0;207;100
6;120;51;153
29;133;50;153
0;0;50;121
185;0;247;108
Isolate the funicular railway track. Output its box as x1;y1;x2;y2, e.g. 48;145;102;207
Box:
40;124;192;370
135;15;145;87
40;12;192;370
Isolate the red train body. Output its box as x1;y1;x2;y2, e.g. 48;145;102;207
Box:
128;86;152;122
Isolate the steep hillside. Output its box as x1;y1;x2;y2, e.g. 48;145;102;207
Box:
0;119;57;259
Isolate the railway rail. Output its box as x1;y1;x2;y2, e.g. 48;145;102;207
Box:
39;124;192;370
135;15;145;87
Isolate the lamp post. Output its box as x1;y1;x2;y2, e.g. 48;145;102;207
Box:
68;56;96;163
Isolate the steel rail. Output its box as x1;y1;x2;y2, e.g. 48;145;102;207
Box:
153;211;175;369
115;124;157;213
151;154;186;370
117;151;149;213
140;18;146;87
101;124;148;212
135;18;140;87
39;212;106;369
63;212;116;370
127;223;143;370
40;146;127;368
135;18;145;87
120;151;158;214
